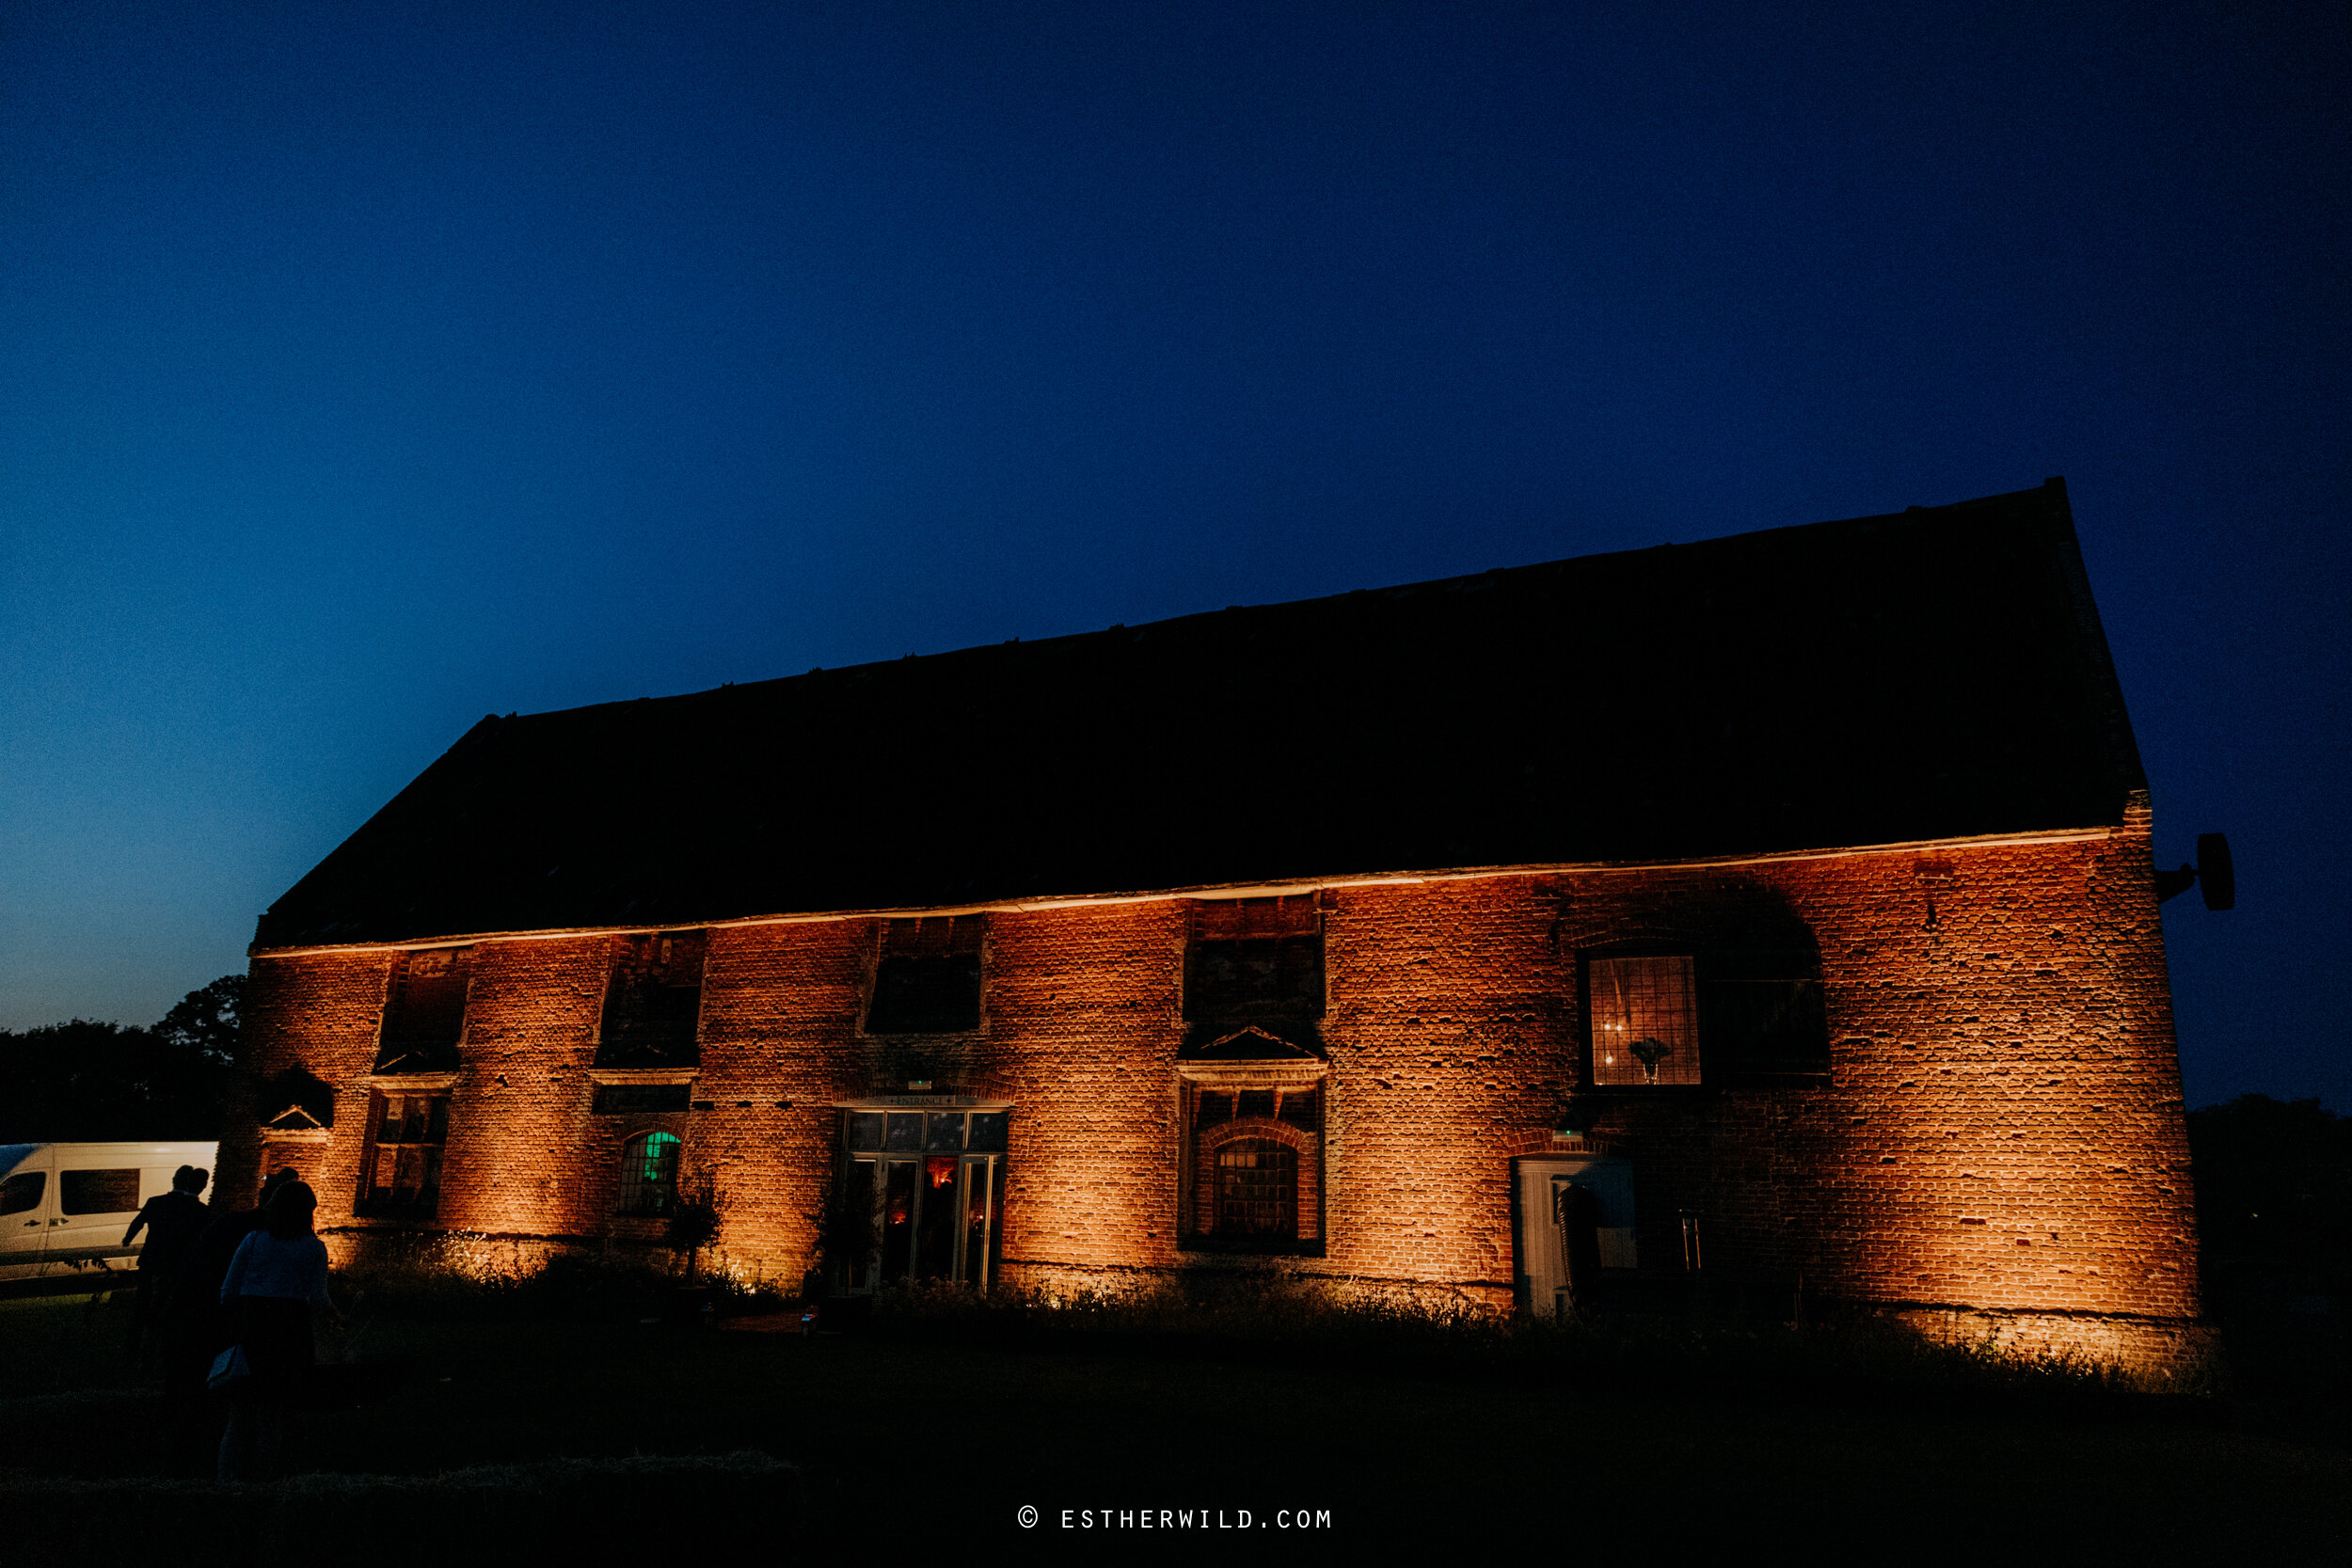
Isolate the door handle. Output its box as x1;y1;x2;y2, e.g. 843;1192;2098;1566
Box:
20;1219;36;1227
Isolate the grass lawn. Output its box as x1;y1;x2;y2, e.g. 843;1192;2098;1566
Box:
5;1287;2348;1552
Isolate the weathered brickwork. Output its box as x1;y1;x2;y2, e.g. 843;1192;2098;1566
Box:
223;815;2199;1368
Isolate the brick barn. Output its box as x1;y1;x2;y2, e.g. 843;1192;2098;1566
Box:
222;479;2203;1370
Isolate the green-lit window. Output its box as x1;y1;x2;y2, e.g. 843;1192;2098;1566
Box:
618;1132;681;1216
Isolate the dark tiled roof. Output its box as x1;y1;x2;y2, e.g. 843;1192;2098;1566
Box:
254;481;2144;949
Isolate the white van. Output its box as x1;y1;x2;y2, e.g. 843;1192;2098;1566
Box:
0;1141;219;1284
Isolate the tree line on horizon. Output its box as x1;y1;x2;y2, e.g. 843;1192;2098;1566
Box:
2186;1093;2352;1318
0;974;244;1144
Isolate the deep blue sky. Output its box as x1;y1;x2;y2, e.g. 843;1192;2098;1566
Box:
3;4;2344;1109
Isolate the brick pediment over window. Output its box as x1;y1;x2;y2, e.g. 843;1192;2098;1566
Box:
260;1066;335;1131
1176;1025;1327;1092
1180;1024;1323;1061
1178;974;1328;1257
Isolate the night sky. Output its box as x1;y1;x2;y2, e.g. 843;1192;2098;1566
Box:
3;5;2344;1110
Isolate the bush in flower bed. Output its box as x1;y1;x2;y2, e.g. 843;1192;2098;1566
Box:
333;1239;790;1323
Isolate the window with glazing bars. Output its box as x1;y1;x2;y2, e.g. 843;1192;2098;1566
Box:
596;932;707;1067
1185;895;1323;1021
1588;955;1701;1085
1214;1139;1296;1239
836;1108;1008;1293
1699;949;1829;1075
358;1092;448;1217
866;916;984;1034
617;1132;681;1215
373;949;471;1073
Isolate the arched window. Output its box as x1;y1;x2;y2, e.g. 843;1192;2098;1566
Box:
1180;1072;1324;1256
1214;1138;1296;1240
618;1132;680;1215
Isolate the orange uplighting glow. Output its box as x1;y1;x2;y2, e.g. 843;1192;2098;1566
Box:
228;816;2203;1382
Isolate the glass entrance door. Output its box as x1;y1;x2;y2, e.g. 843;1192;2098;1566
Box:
841;1107;1007;1292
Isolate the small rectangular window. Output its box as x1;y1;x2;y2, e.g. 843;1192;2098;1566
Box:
1588;955;1701;1086
617;1132;681;1216
1190;896;1321;942
1215;1142;1296;1240
374;948;471;1073
866;917;984;1034
0;1171;44;1215
596;932;707;1068
1700;950;1829;1076
60;1168;141;1215
589;1084;691;1115
358;1092;449;1219
1185;896;1324;1022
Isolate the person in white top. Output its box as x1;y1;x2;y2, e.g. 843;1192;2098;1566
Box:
215;1180;342;1481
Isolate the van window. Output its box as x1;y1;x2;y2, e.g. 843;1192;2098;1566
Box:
60;1168;141;1215
0;1171;42;1215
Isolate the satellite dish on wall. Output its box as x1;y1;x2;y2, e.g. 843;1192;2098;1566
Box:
2154;832;2234;911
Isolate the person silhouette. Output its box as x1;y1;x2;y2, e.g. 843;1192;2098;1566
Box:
167;1167;297;1401
215;1180;342;1481
123;1165;210;1363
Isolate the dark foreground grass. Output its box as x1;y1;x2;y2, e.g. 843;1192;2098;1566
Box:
1;1452;793;1560
4;1282;2347;1557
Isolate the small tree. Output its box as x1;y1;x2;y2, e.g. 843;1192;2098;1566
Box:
815;1174;877;1295
666;1182;721;1279
155;974;245;1069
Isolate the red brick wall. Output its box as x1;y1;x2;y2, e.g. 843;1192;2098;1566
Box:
226;816;2199;1360
224;949;396;1210
985;902;1185;1274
